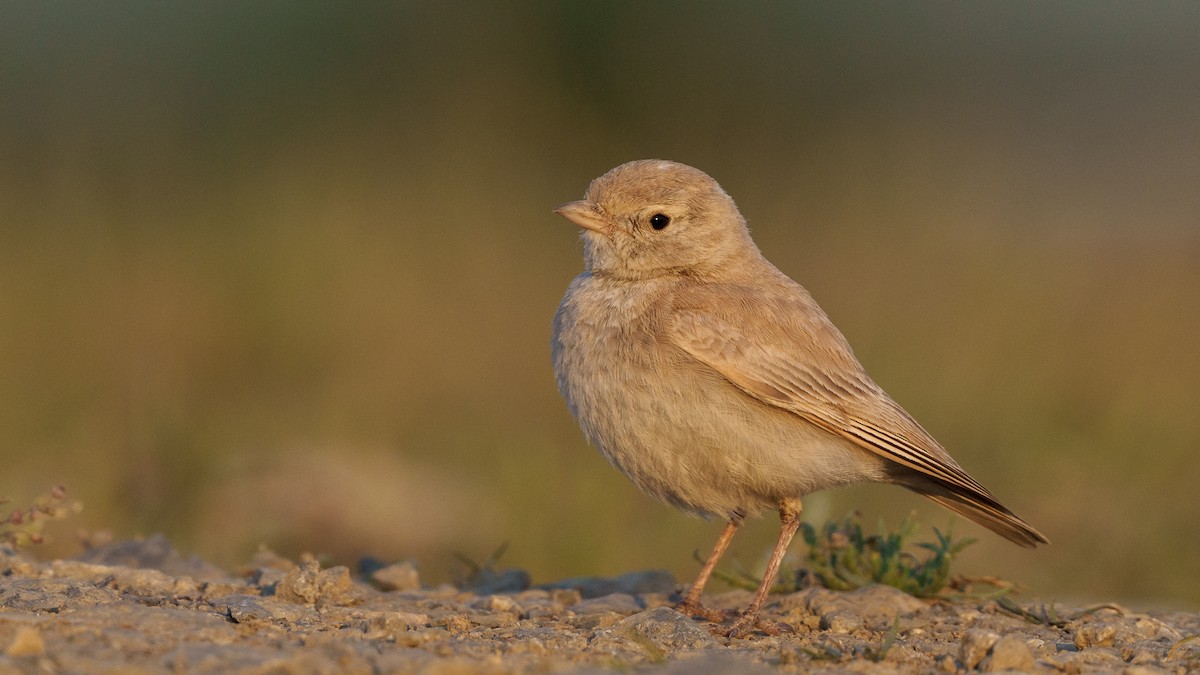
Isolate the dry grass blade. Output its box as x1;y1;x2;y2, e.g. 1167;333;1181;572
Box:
1166;634;1200;661
995;596;1124;627
866;615;902;662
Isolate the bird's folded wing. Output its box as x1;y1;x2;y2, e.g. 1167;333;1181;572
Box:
669;306;994;500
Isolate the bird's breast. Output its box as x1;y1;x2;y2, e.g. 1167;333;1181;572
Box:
552;275;884;519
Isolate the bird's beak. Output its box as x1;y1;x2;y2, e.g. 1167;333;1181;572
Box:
554;200;609;234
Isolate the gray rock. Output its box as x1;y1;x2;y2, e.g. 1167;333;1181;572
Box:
1043;646;1126;671
75;534;226;581
247;566;287;592
805;585;928;631
0;579;120;612
608;606;718;653
571;592;643;615
819;612;863;634
463;568;531;595
539;569;676;599
219;594;314;623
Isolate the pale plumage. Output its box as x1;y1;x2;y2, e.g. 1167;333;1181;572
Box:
552;159;1046;636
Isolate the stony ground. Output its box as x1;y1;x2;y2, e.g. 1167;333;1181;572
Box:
0;537;1196;674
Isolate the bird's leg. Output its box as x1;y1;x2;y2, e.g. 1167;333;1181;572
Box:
676;518;741;622
726;498;802;637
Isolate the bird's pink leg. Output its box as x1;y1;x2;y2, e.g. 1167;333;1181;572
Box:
726;498;802;637
676;518;740;622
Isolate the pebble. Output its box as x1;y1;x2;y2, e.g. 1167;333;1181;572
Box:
274;560;358;605
595;606;718;653
0;535;1196;673
806;584;929;633
470;594;519;613
981;635;1035;672
75;533;227;581
960;628;1000;669
0;578;120;612
221;593;314;623
461;567;531;594
570;592;643;615
370;561;421;592
357;610;429;638
820;613;863;634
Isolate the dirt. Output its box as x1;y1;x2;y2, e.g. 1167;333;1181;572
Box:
0;536;1196;674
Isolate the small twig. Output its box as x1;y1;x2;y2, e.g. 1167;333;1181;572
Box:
1;485;79;550
996;597;1124;627
1167;635;1200;661
800;644;843;661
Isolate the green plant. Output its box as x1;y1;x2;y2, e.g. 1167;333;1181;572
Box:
452;541;509;582
712;511;988;599
865;615;902;662
801;512;976;597
1;485;81;550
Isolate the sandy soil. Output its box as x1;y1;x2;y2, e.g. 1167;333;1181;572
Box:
0;536;1196;674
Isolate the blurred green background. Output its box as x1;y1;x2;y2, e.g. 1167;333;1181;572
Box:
2;2;1197;608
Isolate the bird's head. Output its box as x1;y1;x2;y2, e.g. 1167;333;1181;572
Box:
555;160;760;280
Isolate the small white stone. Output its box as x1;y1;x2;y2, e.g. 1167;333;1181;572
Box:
982;635;1035;672
960;628;1000;669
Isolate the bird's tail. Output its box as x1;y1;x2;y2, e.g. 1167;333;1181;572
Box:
903;479;1049;548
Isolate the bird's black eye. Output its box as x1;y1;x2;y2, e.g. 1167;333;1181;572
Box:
649;213;671;230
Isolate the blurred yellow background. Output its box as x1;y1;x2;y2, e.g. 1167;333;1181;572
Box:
2;3;1197;607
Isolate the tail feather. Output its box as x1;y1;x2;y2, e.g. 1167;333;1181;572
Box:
902;479;1049;548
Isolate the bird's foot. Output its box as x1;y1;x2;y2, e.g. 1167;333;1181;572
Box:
722;612;793;638
675;600;731;623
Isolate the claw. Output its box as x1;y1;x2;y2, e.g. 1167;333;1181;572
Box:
675;600;730;623
723;614;793;638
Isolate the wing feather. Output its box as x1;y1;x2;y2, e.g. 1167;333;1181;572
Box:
670;305;986;495
668;286;1048;547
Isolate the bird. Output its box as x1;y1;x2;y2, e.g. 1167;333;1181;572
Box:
550;159;1048;637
